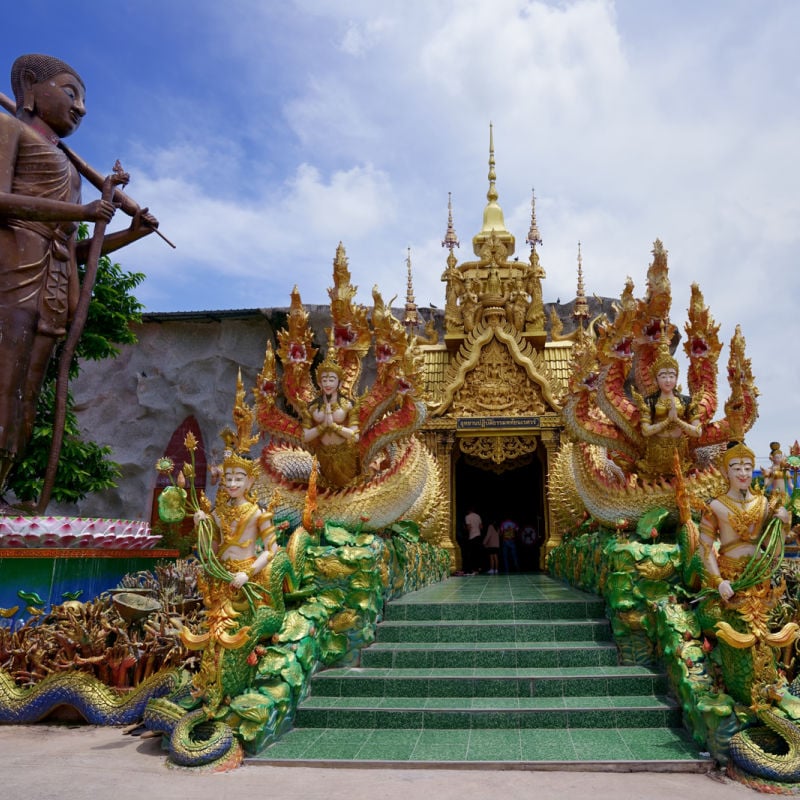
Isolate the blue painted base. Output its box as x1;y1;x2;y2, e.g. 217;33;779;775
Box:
0;548;179;622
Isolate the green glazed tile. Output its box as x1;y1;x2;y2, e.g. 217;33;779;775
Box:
569;728;634;761
423;710;472;728
381;710;424;728
563;696;613;708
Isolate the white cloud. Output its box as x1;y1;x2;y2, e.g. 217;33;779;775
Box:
339;17;395;56
85;0;800;461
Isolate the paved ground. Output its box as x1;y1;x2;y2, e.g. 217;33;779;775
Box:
0;724;760;800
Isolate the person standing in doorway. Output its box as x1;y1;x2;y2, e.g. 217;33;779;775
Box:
521;522;539;571
463;506;483;574
500;518;520;573
483;519;500;574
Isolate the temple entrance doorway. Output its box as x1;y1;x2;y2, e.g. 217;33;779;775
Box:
454;452;545;572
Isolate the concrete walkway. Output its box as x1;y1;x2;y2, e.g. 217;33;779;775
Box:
0;724;759;800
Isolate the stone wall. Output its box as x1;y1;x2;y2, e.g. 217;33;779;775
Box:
48;307;330;520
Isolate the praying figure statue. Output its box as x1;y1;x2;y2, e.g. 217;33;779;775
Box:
301;349;360;488
635;342;701;477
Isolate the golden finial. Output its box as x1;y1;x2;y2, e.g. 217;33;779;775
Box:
526;188;542;249
475;123;514;256
441;192;460;251
573;241;589;324
487;122;498;204
403;247;419;331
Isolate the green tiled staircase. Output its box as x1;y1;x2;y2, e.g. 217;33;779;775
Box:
254;575;711;770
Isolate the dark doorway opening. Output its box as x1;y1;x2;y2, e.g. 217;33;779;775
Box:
455;451;544;572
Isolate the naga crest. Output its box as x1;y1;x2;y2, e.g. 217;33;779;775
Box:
550;240;755;529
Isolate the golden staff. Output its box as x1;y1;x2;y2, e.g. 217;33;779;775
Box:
0;90;175;248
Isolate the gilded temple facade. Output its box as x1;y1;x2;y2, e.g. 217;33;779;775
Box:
417;129;582;569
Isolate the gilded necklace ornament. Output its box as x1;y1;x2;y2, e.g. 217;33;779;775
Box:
716;493;766;542
216;501;258;550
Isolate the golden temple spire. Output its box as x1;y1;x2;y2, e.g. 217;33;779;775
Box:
487;123;498;204
473;122;515;257
441;192;460;251
403;247;420;332
526;188;542;249
573;241;589;328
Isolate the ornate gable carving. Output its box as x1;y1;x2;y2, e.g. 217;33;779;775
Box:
432;321;562;418
453;339;545;416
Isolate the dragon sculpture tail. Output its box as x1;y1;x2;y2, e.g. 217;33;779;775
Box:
0;667;186;725
729;708;800;783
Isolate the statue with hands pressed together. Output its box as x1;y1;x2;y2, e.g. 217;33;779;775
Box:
301;347;360;489
637;339;702;477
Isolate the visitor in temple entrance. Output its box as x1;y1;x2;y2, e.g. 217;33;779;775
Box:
463;506;483;574
521;522;539;571
500;518;520;573
483;519;500;574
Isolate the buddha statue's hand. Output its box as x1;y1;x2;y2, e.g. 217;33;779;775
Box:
718;579;734;601
129;206;159;234
193;510;208;524
83;198;116;223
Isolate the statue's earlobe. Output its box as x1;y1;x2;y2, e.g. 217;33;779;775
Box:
20;68;37;114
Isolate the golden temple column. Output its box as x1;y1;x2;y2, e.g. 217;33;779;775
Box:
539;429;562;563
421;429;457;571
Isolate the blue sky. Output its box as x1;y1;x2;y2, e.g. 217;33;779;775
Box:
6;0;800;465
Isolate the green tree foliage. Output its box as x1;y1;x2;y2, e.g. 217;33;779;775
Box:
7;224;145;504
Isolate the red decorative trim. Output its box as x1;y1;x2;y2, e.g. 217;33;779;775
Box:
0;548;180;559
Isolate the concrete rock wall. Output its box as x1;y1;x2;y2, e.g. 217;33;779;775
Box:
49;308;326;520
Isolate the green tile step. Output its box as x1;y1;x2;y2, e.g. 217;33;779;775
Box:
294;694;682;729
310;665;668;698
247;575;709;771
383;599;606;621
253;726;712;771
375;619;612;643
361;639;620;668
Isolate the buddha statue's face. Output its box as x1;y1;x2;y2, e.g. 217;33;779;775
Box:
727;457;754;493
319;371;340;398
31;71;86;138
656;368;678;394
224;467;253;500
771;450;784;465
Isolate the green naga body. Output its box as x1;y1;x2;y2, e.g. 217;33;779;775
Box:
143;527;311;768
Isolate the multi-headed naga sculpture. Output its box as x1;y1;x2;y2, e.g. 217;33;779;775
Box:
255;244;445;540
549;240;756;529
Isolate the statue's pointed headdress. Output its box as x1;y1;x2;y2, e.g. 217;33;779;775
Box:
651;324;679;378
721;391;755;471
220;369;260;478
315;330;345;383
